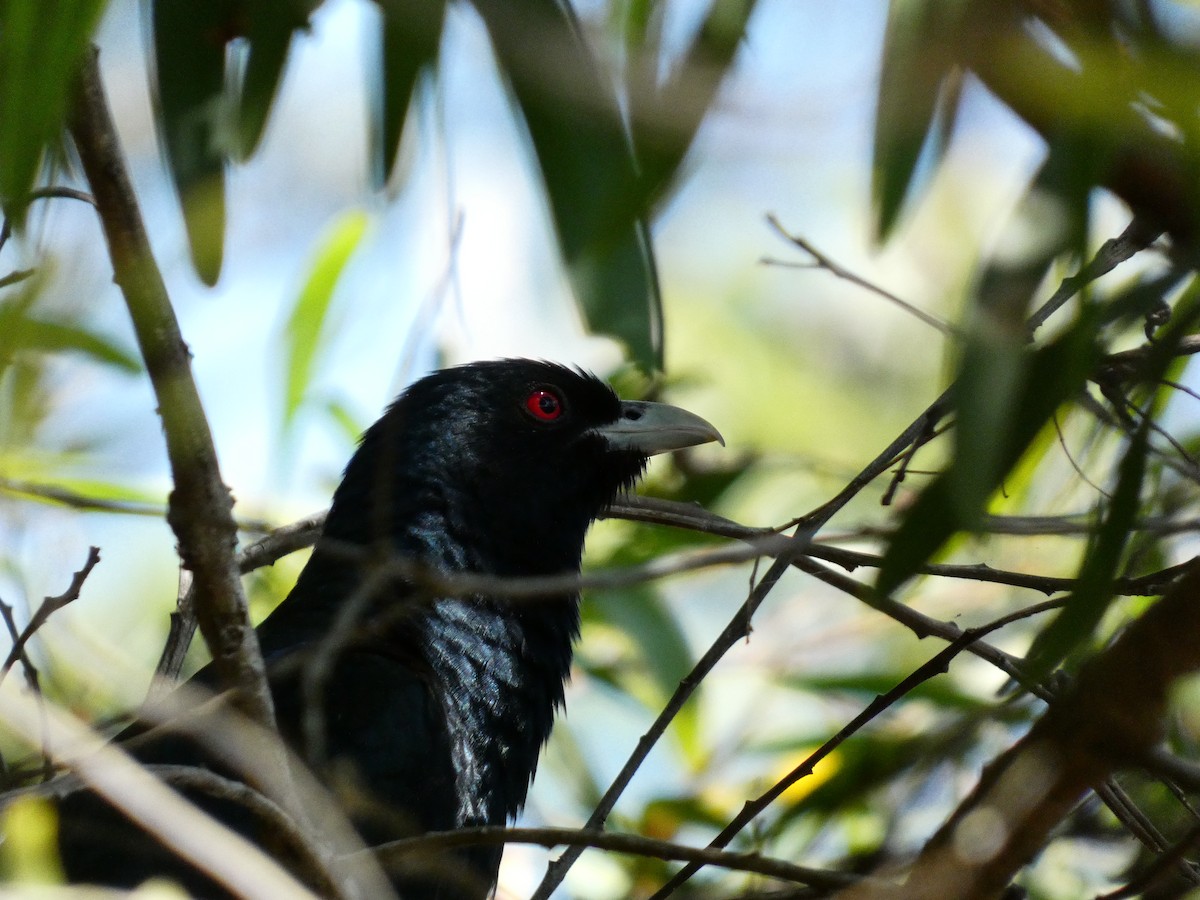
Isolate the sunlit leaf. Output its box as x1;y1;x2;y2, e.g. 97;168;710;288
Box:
0;796;64;884
1024;418;1149;677
282;210;370;433
877;312;1101;597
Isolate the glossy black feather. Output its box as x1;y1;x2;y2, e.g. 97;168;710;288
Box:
55;360;713;898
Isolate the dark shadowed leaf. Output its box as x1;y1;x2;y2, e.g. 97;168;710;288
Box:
372;0;447;188
1024;418;1149;677
871;0;967;241
629;0;758;208
471;0;661;370
235;1;312;159
151;0;235;284
952;143;1092;521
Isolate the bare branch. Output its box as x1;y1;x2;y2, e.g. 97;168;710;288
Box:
532;523;818;897
0;547;100;690
764;215;957;336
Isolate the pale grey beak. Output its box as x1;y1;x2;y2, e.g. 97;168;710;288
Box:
592;400;724;456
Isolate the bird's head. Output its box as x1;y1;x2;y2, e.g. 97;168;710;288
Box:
323;359;723;576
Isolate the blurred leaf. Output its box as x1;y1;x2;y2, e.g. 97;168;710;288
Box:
472;0;662;370
282;209;370;433
631;0;758;207
0;297;140;374
151;0;236;284
0;796;64;884
583;582;702;765
781;671;996;714
321;396;367;447
2;319;140;374
952;143;1093;520
877;311;1101;597
871;0;966;241
372;0;447;187
0;0;107;221
1024;417;1149;677
235;1;311;159
586;587;691;702
777;730;948;822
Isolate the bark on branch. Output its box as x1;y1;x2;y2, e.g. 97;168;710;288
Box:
67;49;277;734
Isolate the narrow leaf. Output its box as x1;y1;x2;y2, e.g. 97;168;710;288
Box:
1024;419;1149;676
373;0;447;187
0;0;107;219
472;0;662;370
877;315;1100;597
282;210;370;431
151;0;234;284
872;0;965;241
236;7;300;159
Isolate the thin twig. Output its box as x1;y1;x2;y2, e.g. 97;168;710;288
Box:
0;547;100;689
1027;217;1163;333
151;512;327;690
0;269;34;289
371;824;866;892
1098;819;1200;899
0;600;52;781
764;215;956;336
650;597;1064;896
531;524;818;899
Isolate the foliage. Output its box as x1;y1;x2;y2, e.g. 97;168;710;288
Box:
6;0;1200;898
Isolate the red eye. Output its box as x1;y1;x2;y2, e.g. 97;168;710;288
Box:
525;388;563;422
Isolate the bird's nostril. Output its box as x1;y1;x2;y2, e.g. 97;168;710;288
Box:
625;408;643;421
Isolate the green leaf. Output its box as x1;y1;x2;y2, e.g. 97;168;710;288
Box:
584;585;701;764
373;0;447;187
631;0;759;208
472;0;662;371
877;313;1101;597
1024;418;1150;677
235;3;304;160
0;0;107;219
871;0;966;241
951;144;1092;520
151;0;235;284
0;297;140;374
282;210;370;432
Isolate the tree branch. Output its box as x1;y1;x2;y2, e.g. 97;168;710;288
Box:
67;48;277;734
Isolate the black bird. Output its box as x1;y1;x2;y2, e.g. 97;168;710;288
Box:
56;359;722;898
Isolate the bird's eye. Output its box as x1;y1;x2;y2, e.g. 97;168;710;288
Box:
525;388;564;422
